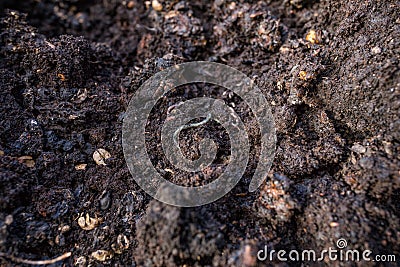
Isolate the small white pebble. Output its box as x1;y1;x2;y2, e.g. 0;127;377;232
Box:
5;215;13;225
371;46;381;54
351;143;366;154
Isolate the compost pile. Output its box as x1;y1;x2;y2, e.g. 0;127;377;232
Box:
0;0;399;266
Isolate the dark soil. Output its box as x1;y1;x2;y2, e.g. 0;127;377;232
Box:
0;0;399;266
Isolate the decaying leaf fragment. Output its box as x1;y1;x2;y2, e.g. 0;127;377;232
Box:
18;156;35;168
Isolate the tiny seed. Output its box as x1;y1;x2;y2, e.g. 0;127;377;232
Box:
75;163;87;170
78;213;100;230
127;1;135;9
93;148;111;166
152;0;163;11
91;250;113;262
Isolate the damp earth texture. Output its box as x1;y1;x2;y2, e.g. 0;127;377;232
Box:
0;0;399;266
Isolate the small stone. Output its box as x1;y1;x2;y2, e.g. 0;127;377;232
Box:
5;215;13;225
99;191;111;210
152;0;162;11
371;46;381;54
351;143;366;154
93;148;111;166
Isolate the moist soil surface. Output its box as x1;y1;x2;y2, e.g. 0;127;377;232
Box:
0;0;399;266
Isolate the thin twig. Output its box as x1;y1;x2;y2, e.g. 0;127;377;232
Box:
0;251;72;265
